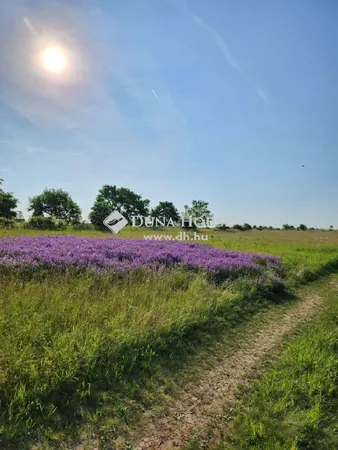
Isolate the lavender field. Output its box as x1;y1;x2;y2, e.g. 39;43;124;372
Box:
0;235;282;281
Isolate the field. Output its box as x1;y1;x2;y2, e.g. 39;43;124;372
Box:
0;228;337;449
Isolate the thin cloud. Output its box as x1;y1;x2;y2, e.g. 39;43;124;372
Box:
256;87;271;105
170;0;270;105
191;14;240;71
152;88;160;100
23;16;37;36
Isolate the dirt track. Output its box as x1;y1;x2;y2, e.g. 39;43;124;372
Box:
125;292;324;450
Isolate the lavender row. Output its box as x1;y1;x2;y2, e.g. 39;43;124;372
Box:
0;236;281;277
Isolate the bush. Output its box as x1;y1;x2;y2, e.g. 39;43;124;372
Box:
71;222;95;231
0;217;16;228
24;216;67;231
216;224;229;231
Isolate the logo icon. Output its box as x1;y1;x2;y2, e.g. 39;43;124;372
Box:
103;210;128;234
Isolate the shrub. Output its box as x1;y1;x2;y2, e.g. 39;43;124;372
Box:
216;224;229;231
71;222;95;231
24;216;67;231
0;217;16;228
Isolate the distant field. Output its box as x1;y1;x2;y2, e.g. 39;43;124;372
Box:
0;228;337;448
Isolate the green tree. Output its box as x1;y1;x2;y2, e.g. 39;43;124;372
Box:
89;185;150;229
233;224;243;231
282;224;295;230
151;201;180;224
187;200;213;221
0;179;18;219
28;188;81;224
299;223;307;231
242;223;252;230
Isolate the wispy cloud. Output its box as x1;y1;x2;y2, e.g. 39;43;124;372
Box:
256;87;271;105
23;16;37;36
169;0;271;105
152;88;160;100
191;14;240;71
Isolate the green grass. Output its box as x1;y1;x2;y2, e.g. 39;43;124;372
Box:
0;268;278;448
218;276;338;450
0;229;337;448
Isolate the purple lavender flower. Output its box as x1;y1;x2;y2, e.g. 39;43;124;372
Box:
0;236;282;281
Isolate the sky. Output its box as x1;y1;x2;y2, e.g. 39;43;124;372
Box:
0;0;337;228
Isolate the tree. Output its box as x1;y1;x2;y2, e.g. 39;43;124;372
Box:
242;223;252;230
187;200;213;222
330;225;334;230
89;185;150;229
0;179;18;219
299;224;307;231
233;224;243;231
151;201;180;224
28;188;81;224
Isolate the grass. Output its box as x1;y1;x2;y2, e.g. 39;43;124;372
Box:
218;275;338;450
0;228;337;448
0;269;273;448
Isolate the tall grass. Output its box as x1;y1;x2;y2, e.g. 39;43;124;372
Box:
0;268;272;446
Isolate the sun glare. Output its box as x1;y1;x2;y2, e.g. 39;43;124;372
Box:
42;47;67;73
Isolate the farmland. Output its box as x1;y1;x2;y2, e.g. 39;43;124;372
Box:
0;228;337;449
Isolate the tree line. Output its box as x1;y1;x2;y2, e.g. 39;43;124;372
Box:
0;179;335;231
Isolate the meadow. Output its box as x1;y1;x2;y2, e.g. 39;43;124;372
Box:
0;228;337;448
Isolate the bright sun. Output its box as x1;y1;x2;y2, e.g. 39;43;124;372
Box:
42;47;67;73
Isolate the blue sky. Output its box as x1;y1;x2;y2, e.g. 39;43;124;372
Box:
0;0;337;227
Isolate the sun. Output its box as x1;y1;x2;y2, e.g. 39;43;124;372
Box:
42;47;67;73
